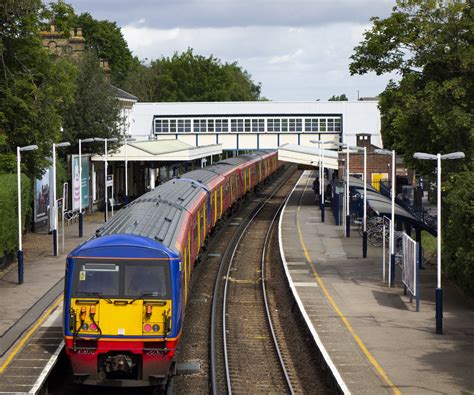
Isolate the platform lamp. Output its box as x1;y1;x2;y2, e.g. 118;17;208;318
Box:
16;144;38;284
310;140;332;222
413;151;465;335
52;141;71;256
124;137;136;205
374;148;396;286
95;137;118;222
350;145;368;257
78;138;96;238
332;142;351;237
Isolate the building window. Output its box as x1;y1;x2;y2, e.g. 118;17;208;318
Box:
231;119;237;133
216;119;228;133
328;118;335;131
267;119;274;132
273;119;280;132
258;119;265;132
335;118;341;131
319;118;327;132
177;119;191;133
304;118;319;132
296;118;302;132
208;119;214;133
282;119;288;132
170;119;176;133
245;119;251;132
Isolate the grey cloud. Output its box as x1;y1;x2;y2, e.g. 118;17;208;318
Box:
67;0;394;29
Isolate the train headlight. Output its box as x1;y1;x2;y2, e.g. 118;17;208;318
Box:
152;324;160;332
89;323;97;331
81;323;89;330
143;324;152;333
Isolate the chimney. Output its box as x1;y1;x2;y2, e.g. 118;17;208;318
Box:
356;133;371;149
70;28;75;37
76;28;83;37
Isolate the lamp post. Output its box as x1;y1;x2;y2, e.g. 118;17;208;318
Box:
16;144;38;284
310;140;332;222
95;137;118;222
124;137;135;204
375;148;396;285
349;146;367;257
52;142;70;256
78;138;95;237
333;142;351;237
413;151;465;335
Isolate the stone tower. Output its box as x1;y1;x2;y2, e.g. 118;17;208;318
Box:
40;25;85;58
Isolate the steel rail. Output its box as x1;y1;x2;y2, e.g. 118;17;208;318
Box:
210;166;295;394
261;194;295;395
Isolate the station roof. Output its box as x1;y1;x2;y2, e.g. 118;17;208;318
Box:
91;139;222;162
278;143;339;169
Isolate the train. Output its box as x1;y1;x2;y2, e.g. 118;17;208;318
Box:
63;150;281;387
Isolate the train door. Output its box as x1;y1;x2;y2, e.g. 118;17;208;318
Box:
220;184;223;217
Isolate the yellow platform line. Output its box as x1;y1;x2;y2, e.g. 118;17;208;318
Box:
0;296;63;374
295;173;400;395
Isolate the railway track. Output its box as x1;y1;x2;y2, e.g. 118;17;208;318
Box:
210;169;300;394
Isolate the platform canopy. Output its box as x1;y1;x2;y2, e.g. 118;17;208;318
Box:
91;139;222;162
278;143;339;169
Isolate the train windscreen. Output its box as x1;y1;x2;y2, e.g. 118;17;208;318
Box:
72;260;171;299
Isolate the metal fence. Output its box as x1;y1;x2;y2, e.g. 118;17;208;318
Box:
402;232;420;311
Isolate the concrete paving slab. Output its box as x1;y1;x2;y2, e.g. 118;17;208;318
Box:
279;170;474;395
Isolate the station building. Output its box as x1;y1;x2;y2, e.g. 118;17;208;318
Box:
128;100;382;150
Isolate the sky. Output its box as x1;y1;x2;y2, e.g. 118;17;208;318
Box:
65;0;399;101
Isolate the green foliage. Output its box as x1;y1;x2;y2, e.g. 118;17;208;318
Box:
444;171;474;296
124;49;261;102
328;94;348;101
61;51;122;155
0;0;76;178
350;0;473;171
75;12;140;86
0;173;32;258
350;0;473;295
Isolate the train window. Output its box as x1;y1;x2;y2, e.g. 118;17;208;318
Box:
124;263;171;298
194;219;198;253
74;263;120;296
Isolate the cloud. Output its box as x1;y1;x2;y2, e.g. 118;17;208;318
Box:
67;0;394;29
122;22;398;101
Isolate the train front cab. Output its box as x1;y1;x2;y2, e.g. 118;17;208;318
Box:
64;234;183;387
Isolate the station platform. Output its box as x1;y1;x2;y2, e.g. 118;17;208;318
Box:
279;170;474;394
0;213;104;394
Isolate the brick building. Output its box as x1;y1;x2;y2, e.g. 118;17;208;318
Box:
338;133;412;191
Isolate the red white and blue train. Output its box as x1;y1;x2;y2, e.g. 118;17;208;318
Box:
63;150;280;387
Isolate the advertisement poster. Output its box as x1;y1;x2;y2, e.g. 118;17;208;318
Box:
72;156;90;210
34;168;52;223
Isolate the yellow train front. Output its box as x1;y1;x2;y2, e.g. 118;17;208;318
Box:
64;234;182;387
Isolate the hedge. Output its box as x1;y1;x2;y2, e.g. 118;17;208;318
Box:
0;173;32;259
444;170;474;297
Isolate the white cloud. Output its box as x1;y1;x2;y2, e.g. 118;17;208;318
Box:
123;22;398;101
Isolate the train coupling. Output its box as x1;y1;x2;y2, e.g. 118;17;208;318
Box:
98;354;135;379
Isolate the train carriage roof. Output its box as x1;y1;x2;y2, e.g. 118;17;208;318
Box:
88;151;276;252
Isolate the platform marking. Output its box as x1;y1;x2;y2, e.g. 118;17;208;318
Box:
294;282;319;287
295;174;400;395
0;296;62;374
28;340;64;395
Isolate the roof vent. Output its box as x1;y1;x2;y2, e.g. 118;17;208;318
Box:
155;235;164;242
164;217;172;222
134;220;138;226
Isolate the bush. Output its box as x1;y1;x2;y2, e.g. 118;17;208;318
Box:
443;171;474;297
0;173;32;259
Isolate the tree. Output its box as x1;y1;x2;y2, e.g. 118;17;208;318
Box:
328;94;348;101
0;0;76;178
350;0;474;296
42;2;140;86
124;49;261;102
61;51;122;155
75;12;140;86
350;0;473;172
